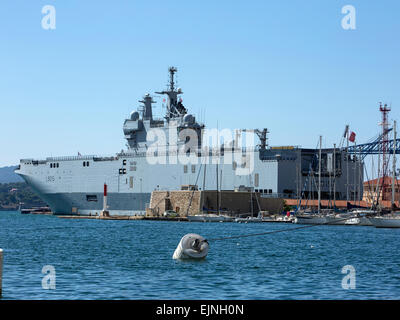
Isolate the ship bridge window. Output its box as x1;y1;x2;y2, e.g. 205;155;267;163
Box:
86;195;97;202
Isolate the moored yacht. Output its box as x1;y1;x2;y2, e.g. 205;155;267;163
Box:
350;209;376;226
293;213;327;225
369;214;400;228
187;213;234;222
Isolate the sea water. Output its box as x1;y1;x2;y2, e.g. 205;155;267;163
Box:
0;211;399;299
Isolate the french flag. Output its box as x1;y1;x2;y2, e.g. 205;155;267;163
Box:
348;131;356;143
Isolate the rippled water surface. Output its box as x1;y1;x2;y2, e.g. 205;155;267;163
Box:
0;211;399;299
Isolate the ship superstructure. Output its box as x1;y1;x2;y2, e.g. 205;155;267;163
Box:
15;67;363;215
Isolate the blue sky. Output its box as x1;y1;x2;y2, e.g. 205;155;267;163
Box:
0;0;399;166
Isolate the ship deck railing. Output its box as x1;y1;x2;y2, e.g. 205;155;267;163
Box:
119;146;259;157
21;155;118;163
21;146;261;164
46;155;98;161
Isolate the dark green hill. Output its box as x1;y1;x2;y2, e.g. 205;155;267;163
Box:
0;182;47;210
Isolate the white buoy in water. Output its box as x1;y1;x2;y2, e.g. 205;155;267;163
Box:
173;233;209;260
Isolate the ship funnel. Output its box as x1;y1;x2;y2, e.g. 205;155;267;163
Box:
139;94;155;120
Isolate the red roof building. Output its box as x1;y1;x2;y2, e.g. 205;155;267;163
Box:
363;176;400;205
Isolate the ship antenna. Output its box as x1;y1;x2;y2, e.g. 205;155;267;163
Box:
169;66;177;92
155;67;181;120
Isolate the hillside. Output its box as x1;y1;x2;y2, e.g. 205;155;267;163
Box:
0;182;47;210
0;165;24;183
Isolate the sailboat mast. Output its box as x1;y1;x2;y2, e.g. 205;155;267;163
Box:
346;126;349;202
216;121;219;215
392;120;397;208
219;168;222;214
376;153;381;209
318;135;322;214
333;143;336;207
358;145;362;206
328;152;332;208
353;142;357;203
216;162;219;215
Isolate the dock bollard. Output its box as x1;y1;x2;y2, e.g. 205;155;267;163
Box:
0;248;3;297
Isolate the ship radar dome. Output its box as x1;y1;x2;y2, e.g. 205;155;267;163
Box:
130;111;139;121
183;114;194;124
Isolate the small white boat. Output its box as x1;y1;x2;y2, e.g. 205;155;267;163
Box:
260;216;275;222
350;209;377;226
275;215;294;223
369;216;400;228
235;212;265;223
344;218;360;225
325;213;355;225
187;213;234;222
235;216;263;223
294;214;327;225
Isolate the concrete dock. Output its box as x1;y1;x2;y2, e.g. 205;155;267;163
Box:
58;215;189;222
56;214;296;223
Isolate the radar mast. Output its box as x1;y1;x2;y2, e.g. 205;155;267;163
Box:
155;66;186;119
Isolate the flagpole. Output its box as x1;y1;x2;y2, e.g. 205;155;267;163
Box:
346;128;349;203
333;143;336;208
354;140;357;203
392;120;397;209
318;135;322;214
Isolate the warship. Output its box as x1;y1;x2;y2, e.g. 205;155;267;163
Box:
15;67;362;215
